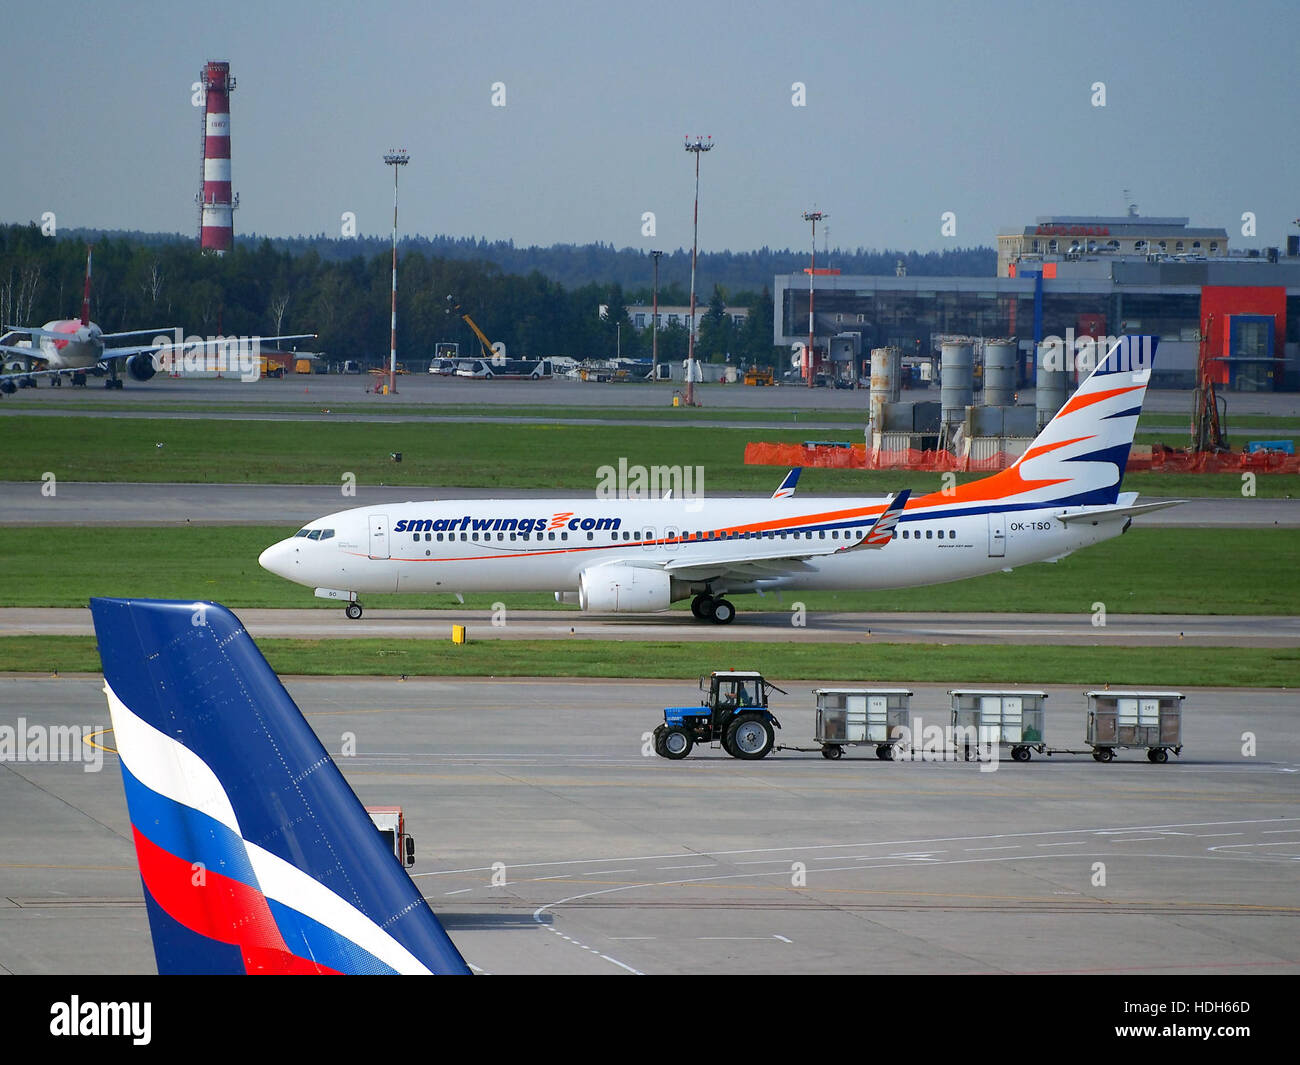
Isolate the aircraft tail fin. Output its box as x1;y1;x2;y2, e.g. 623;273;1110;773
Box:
914;335;1158;514
90;597;470;976
81;245;93;327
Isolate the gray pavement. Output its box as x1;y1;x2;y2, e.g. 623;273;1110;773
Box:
2;481;1296;527
4;607;1298;648
2;675;1296;975
2;371;1298;417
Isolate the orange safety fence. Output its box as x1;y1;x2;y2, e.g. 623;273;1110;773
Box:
744;441;1300;475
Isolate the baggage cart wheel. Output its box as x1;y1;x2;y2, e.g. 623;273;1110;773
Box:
876;744;894;761
1012;746;1031;762
661;727;693;760
726;714;774;760
1096;747;1115;763
821;744;842;760
1147;748;1169;764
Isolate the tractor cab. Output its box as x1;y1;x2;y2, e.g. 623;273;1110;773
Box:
655;670;786;760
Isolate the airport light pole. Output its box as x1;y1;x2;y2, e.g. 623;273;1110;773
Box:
650;249;663;379
684;136;713;406
802;209;826;389
383;148;409;395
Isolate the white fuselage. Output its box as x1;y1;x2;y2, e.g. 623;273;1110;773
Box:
257;495;1125;604
32;320;104;370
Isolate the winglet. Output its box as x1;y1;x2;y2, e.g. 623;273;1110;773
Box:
772;468;801;499
843;489;910;550
90;597;470;976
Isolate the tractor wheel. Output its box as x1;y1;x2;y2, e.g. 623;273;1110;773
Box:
661;727;693;760
726;714;774;760
652;725;667;757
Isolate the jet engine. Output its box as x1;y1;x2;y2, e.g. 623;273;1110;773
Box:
128;353;158;381
578;565;671;612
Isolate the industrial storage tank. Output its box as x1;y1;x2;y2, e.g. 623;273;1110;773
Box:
940;342;973;426
869;346;902;428
1035;339;1068;427
983;341;1017;407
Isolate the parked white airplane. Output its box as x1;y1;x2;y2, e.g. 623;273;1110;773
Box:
0;245;313;393
258;336;1179;624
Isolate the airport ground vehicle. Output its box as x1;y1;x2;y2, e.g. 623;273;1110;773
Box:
744;366;774;386
1083;690;1184;762
365;806;416;867
653;671;785;760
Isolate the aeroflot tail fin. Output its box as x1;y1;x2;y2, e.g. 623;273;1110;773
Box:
90;597;470;976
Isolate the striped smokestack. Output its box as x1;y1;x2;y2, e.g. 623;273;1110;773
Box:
198;61;237;254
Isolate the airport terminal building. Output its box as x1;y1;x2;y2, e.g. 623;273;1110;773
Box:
775;216;1299;390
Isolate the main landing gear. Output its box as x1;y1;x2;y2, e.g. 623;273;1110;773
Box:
690;594;735;625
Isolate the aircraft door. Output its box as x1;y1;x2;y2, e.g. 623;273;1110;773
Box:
987;513;1006;557
369;514;391;560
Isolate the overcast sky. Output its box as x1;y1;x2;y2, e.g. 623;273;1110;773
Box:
2;0;1295;254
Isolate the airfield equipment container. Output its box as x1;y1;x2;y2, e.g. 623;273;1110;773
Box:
815;688;912;760
1084;690;1184;763
949;689;1048;762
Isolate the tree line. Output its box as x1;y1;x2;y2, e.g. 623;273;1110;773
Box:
0;224;994;368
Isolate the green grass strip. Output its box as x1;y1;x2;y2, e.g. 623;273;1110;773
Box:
5;636;1295;687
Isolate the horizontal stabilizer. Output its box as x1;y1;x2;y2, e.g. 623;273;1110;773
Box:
1055;499;1185;525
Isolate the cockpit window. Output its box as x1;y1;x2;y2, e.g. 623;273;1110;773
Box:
307;529;323;540
294;529;311;538
319;530;334;540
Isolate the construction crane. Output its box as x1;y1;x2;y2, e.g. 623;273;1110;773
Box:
1191;314;1227;453
446;296;496;361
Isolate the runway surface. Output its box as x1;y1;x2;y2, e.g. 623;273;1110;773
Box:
2;675;1296;975
3;371;1298;416
5;606;1298;648
3;481;1296;527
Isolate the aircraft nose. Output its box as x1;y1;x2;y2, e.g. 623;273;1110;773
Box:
258;540;295;578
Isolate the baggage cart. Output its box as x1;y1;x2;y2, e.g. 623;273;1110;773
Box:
1084;690;1184;762
815;688;912;760
949;689;1048;762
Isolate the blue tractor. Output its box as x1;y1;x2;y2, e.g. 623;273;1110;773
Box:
654;671;786;760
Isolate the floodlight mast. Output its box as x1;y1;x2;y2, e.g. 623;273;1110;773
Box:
802;209;826;389
383;149;409;395
684;136;713;406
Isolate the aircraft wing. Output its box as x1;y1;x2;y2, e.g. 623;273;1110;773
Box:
0;343;45;363
664;490;909;582
99;327;178;341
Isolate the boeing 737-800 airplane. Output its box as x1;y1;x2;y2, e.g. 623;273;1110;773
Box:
258;336;1178;624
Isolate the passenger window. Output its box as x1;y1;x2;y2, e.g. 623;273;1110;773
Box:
950;530;956;538
562;532;569;541
437;533;443;541
548;532;556;541
926;529;933;539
